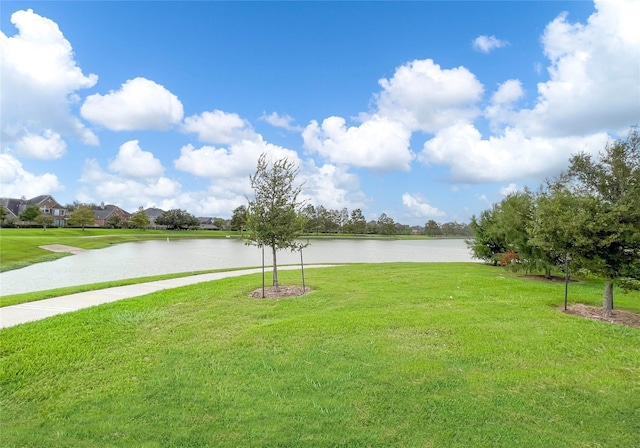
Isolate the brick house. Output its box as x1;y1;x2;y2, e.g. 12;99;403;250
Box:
93;204;132;227
0;195;68;226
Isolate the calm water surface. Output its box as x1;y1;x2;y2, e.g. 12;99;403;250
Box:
0;238;474;295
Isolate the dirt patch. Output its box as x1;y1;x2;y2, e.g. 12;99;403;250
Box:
249;285;312;299
561;304;640;329
39;244;86;254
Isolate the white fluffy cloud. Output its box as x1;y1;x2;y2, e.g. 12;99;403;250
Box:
81;77;184;131
12;130;67;159
491;79;524;105
375;59;484;133
485;79;524;130
299;161;364;211
417;1;638;184
472;35;509;53
303;115;413;171
174;137;300;180
182;110;258;145
515;0;640;137
108;140;164;179
0;153;61;197
0;9;98;149
79;159;181;211
420;123;610;183
260;111;302;132
402;193;446;219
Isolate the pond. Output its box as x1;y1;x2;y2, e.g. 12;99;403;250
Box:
0;238;475;295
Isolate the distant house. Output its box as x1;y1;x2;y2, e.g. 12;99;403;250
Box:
0;195;67;226
93;204;131;227
143;207;165;225
198;217;220;230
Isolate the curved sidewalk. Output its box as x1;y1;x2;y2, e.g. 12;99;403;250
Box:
0;265;337;329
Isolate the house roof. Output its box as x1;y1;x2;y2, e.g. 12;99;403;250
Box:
143;207;165;218
0;198;23;217
93;204;131;220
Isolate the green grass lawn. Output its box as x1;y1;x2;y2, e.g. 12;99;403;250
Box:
1;263;639;447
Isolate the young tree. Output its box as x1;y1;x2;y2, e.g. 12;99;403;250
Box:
35;214;54;230
19;205;41;225
130;209;150;229
246;153;306;288
68;205;96;230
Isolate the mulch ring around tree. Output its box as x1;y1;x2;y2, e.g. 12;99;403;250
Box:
560;304;640;329
250;285;313;299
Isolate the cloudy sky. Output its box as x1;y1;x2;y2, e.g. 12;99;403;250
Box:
1;1;638;224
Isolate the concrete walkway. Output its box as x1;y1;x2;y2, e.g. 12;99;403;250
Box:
0;265;337;329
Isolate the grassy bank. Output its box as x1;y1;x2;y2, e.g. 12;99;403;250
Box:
0;228;239;272
1;263;638;447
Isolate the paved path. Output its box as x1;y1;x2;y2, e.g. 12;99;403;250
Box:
0;265;338;329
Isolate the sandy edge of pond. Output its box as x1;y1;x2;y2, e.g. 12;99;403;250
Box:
40;244;86;254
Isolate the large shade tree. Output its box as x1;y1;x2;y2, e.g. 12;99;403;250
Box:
246;153;306;288
534;127;640;317
155;209;199;230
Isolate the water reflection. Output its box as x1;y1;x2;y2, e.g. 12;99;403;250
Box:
0;238;474;295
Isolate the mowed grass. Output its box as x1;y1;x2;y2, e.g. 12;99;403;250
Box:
1;263;639;447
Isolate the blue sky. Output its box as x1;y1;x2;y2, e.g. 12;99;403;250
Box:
1;1;638;225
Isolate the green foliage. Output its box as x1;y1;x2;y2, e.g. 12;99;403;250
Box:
34;214;54;230
229;205;248;231
246;154;306;286
467;207;506;265
376;212;396;235
346;208;367;234
155;209;199;230
130;209;150;229
106;214;123;228
19;204;40;223
424;219;442;236
1;264;639;447
67;205;95;229
556;127;639;314
0;206;8;225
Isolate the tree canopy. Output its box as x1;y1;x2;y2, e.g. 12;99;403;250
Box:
130;209;150;229
19;205;40;224
155;209;199;230
67;206;96;230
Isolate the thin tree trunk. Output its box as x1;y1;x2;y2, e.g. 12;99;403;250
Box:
272;245;279;289
602;281;614;318
545;267;552;280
